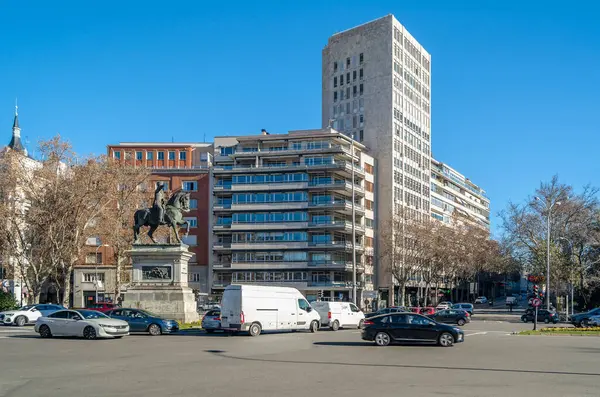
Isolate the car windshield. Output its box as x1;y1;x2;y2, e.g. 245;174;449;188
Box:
78;310;109;319
139;310;160;318
19;305;36;311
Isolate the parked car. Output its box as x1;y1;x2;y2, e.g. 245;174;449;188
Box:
201;309;222;333
312;301;365;330
35;309;129;339
361;312;465;347
410;307;436;315
569;308;600;327
106;308;179;335
220;284;320;336
428;309;471;326
506;296;518;306
474;296;488;304
588;315;600;327
452;303;474;316
0;304;65;327
521;309;559;324
87;303;119;313
365;306;408;319
436;301;453;310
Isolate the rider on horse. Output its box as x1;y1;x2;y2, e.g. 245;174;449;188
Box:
153;182;166;225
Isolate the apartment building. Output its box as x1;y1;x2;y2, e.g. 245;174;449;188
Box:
430;158;490;230
322;15;432;302
211;128;375;304
95;142;214;304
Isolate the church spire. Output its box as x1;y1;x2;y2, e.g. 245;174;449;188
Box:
8;101;26;153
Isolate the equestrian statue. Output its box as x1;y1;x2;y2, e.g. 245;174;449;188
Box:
133;182;191;244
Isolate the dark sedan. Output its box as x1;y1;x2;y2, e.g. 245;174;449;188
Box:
427;309;471;326
365;306;408;319
521;308;559;324
362;312;464;347
569;308;600;327
106;308;179;335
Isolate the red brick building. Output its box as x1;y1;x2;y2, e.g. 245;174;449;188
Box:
76;142;214;304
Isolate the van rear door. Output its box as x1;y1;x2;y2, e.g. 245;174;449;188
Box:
221;287;242;329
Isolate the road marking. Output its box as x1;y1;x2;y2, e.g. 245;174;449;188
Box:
0;329;34;333
466;332;488;336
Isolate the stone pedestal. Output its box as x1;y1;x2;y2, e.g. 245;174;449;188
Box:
122;244;199;323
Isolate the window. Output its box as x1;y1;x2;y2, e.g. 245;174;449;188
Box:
113;151;121;160
179;151;187;161
365;199;374;210
346;57;350;67
86;237;100;246
182;181;197;191
353;70;356;81
83;273;105;282
360;84;364;95
347;72;350;83
190;273;202;283
333;76;337;87
365;218;374;228
85;253;102;264
364;163;373;174
189;199;198;209
353;85;357;97
49;311;69;319
146;151;153;160
168;151;176;160
359;53;364;64
340;74;344;85
365;181;374;192
136;151;143;160
333;61;338;72
359;129;364;142
359;68;363;80
346;87;350;99
182;235;197;246
157;151;165;160
185;217;198;228
350;303;360;312
333;91;338;102
298;299;311;312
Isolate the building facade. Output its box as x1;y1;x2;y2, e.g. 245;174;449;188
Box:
104;142;213;300
322;15;432;301
212;128;375;306
430;158;490;229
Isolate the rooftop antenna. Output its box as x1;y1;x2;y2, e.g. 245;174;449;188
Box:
15;98;18;116
328;119;334;128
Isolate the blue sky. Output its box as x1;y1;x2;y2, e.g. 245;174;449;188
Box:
1;0;599;236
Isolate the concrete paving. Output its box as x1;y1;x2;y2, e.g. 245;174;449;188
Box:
0;321;598;397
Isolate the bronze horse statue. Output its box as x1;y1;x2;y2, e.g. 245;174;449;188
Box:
133;190;191;244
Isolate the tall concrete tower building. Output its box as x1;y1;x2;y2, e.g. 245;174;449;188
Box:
322;15;431;301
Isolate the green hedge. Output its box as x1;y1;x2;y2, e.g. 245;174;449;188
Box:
0;291;18;311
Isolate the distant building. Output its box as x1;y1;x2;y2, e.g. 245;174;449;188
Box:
430;158;490;230
212;128;375;306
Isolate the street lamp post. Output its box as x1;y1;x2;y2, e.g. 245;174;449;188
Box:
535;197;561;311
94;243;109;303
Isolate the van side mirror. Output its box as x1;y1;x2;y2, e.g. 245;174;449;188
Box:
306;307;312;313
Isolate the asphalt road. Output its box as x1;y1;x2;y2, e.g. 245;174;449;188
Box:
0;321;598;397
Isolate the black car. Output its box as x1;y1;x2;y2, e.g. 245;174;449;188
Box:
569;308;600;327
521;308;559;324
428;309;471;326
361;312;464;347
365;306;408;319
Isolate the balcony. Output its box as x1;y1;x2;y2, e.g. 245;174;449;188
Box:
230;181;308;192
230;241;309;250
308;241;364;251
308;200;364;215
231;201;308;211
308;180;364;196
229;221;309;231
308;220;365;233
308;261;365;272
213;242;232;251
213;202;232;211
229;261;309;270
213;160;364;176
307;281;365;288
212;280;308;289
229;144;353;158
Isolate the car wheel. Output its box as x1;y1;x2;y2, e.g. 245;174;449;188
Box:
249;322;262;337
39;325;52;338
457;319;466;326
583;319;590;327
331;320;340;331
205;329;214;334
310;320;319;333
358;319;365;329
83;326;97;340
374;332;391;346
114;336;124;339
544;318;550;324
148;324;162;336
15;316;27;327
438;332;454;347
521;316;527;323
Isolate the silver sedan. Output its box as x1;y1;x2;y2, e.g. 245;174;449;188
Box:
35;309;129;339
201;309;221;333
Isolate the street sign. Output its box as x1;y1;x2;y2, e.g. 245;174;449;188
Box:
532;298;542;307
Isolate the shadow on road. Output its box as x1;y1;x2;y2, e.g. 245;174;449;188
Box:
313;341;373;347
205;351;600;378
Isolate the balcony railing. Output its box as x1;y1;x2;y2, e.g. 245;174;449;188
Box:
230;144;353;156
213;160;364;173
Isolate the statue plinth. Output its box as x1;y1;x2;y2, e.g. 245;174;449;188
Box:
122;244;199;323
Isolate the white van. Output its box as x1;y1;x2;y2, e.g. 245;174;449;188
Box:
220;284;321;336
311;301;365;330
